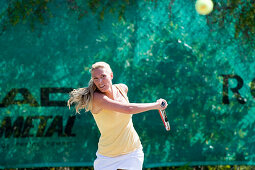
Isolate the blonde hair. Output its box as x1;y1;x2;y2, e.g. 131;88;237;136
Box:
67;62;112;113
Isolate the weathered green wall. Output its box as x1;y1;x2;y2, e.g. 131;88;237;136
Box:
0;0;254;168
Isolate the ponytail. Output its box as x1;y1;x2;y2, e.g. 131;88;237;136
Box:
67;79;96;113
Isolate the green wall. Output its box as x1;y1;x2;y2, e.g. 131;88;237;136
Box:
0;0;254;168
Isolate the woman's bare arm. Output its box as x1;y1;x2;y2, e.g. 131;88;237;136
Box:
93;92;167;114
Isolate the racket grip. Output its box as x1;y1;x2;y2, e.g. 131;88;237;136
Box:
161;101;166;108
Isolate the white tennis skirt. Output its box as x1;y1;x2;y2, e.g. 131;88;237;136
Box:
94;147;144;170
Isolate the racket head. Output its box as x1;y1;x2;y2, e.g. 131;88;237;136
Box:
158;109;171;131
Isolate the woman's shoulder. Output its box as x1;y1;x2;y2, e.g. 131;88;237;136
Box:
93;91;105;100
92;91;105;114
115;83;128;94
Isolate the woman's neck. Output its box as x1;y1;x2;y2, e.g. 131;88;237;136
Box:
104;84;115;100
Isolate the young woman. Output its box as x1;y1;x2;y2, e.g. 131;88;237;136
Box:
67;62;168;170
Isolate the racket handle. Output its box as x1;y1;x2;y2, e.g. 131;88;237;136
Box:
161;101;166;108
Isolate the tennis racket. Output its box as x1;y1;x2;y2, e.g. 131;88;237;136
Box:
158;101;170;131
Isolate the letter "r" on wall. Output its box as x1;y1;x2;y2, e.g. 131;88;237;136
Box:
221;74;246;104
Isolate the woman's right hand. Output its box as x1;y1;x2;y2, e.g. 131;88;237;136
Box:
156;98;168;110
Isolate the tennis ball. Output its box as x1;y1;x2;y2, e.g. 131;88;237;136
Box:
195;0;214;15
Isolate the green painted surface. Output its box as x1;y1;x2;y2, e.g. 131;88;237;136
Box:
0;0;254;168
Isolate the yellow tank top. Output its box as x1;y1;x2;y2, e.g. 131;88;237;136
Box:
92;84;142;157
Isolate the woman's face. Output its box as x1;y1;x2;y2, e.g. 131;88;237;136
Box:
91;67;113;93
